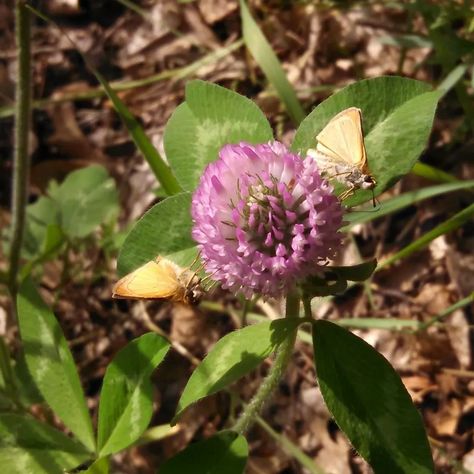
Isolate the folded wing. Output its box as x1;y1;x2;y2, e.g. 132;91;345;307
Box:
112;260;180;299
316;107;367;168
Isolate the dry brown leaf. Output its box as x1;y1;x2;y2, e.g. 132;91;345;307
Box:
428;398;462;437
402;374;437;403
446;248;474;298
415;282;452;317
444;309;471;369
198;0;238;24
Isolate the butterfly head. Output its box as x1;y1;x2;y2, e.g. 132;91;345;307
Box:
185;283;204;305
179;270;205;305
361;175;377;208
361;174;376;190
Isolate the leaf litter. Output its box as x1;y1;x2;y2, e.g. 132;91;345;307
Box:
0;1;473;473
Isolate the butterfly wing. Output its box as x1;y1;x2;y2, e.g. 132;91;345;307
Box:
307;148;342;175
316;107;367;168
112;259;181;299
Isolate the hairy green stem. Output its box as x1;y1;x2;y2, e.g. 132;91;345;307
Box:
232;292;300;434
9;0;32;298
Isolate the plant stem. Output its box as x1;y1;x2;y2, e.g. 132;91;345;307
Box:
0;337;23;411
303;296;312;319
9;0;32;299
232;291;300;434
0;40;244;120
255;415;326;474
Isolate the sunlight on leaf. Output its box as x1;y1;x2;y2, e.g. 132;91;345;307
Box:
97;333;170;457
313;320;434;474
17;279;95;452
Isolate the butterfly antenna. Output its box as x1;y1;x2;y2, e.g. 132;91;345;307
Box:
188;250;202;271
186;268;200;289
184;252;205;289
204;279;219;292
371;189;377;208
372;195;381;211
347;197;382;215
201;269;219;284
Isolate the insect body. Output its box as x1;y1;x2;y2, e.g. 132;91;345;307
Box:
307;107;376;201
112;256;203;305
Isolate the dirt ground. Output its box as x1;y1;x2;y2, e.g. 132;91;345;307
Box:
1;1;474;473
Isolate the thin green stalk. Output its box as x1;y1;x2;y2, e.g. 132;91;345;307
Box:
454;82;474;130
239;0;305;125
303;297;312;319
397;47;408;75
133;424;178;447
0;337;22;410
256;415;326;474
0;40;243;119
9;1;32;299
232;291;299;434
411;162;458;184
378;202;474;270
437;64;469;97
417;292;474;331
241;298;251;326
27;4;182;195
115;0;147;17
343;180;474;229
0;271;8;286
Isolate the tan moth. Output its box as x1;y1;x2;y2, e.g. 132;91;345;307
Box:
307;107;376;201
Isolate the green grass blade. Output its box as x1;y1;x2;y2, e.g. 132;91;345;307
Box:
412;162;458;183
115;0;147;17
337;318;419;330
239;0;305;125
339;295;474;332
437;63;469;97
0;40;243;119
133;424;179;447
0;337;19;407
0;271;7;286
26;5;182;196
344;180;474;228
94;70;182;195
256;416;326;474
417;292;474;331
378;202;474;270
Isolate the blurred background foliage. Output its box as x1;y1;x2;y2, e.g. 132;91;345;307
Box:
0;0;473;472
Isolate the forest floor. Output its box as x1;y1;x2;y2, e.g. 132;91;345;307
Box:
1;1;473;473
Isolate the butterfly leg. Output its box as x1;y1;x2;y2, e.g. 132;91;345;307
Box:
325;170;353;181
324;170;356;196
338;184;356;201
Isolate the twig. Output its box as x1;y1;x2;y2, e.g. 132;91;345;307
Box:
441;368;474;379
138;302;201;366
0;39;244;119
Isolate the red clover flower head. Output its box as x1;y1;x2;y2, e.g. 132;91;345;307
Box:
191;141;343;298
